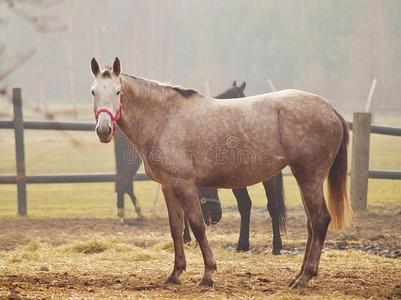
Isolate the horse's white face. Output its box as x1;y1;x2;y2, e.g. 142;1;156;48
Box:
90;57;122;143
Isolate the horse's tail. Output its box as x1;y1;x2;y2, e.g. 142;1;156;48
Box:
327;110;353;229
276;171;287;233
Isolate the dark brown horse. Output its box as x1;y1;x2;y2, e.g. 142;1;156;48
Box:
184;81;286;255
90;57;352;288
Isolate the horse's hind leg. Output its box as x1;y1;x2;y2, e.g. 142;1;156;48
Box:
161;185;186;284
232;188;252;252
289;172;330;288
288;219;312;287
171;183;216;287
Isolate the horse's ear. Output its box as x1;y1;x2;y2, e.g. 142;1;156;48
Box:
113;57;121;76
240;81;246;91
91;57;100;77
232;80;237;87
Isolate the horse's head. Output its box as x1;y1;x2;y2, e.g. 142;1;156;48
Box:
215;80;246;99
90;57;123;143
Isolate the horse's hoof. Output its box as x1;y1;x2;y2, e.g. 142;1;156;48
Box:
288;276;299;288
236;244;250;252
199;276;214;288
288;278;308;289
272;249;281;255
165;276;180;285
289;272;315;288
136;214;146;221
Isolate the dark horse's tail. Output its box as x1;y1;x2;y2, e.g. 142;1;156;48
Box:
276;171;287;233
327;110;353;229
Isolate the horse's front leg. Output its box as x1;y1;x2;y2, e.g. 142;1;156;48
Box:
263;176;284;255
171;182;216;287
161;185;186;284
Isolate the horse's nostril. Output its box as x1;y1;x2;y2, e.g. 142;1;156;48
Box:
96;126;112;136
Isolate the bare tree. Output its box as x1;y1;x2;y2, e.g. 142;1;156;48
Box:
0;0;67;99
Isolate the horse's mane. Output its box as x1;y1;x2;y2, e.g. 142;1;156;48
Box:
120;72;199;99
170;86;199;98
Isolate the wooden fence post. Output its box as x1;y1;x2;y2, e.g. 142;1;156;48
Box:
350;112;371;211
13;88;27;216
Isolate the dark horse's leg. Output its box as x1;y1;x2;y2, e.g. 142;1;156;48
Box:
262;171;286;255
117;192;125;221
232;188;252;252
127;191;144;218
183;215;191;243
171;183;216;287
161;185;186;284
184;187;221;244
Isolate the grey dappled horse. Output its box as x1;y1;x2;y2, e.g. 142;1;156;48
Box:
90;57;352;288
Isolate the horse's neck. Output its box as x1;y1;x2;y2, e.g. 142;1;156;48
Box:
117;76;179;153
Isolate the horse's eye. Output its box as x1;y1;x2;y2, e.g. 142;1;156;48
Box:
91;90;95;96
116;91;120;95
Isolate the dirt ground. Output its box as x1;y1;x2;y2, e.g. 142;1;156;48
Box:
0;206;400;299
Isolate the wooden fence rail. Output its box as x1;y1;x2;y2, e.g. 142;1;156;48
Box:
0;88;400;215
0;120;95;131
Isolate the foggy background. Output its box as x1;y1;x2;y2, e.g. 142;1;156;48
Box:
1;0;401;115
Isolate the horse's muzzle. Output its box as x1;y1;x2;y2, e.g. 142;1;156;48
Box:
96;125;113;143
201;201;222;225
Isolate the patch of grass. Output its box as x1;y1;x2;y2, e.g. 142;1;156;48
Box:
24;241;40;252
6;242;41;263
60;238;158;261
66;238;110;254
8;251;37;263
153;241;174;252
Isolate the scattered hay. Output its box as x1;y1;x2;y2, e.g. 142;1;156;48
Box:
8;250;37;263
153;241;174;252
66;238;110;254
126;250;153;262
0;210;399;298
7;241;41;263
24;241;39;252
388;284;401;299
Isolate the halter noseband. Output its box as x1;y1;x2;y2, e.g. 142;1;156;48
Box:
94;94;123;133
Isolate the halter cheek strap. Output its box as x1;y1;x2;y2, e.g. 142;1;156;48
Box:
94;94;123;133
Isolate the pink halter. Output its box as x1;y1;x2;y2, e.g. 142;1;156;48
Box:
94;94;123;133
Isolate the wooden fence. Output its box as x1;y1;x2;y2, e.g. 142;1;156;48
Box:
0;88;150;215
0;88;400;215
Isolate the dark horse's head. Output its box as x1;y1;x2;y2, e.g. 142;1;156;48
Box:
200;80;246;225
216;80;246;99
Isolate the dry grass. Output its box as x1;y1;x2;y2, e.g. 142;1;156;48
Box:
0;208;400;299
